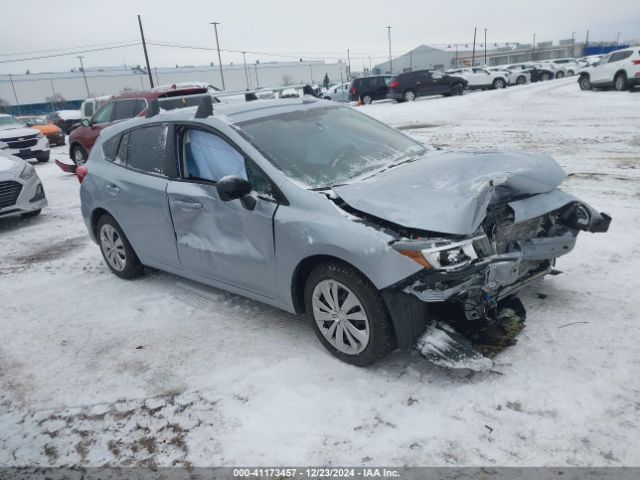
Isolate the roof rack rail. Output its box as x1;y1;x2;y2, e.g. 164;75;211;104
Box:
145;99;160;118
194;95;214;118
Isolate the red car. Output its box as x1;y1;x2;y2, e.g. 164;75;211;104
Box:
67;85;209;165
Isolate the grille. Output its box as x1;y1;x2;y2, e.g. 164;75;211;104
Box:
0;181;22;209
4;134;38;149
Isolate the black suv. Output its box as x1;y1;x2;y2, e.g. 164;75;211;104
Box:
348;75;391;104
387;70;468;102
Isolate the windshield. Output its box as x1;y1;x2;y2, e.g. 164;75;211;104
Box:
238;106;426;189
21;117;47;125
0;117;25;128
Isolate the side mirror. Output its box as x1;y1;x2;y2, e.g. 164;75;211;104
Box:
80;118;90;127
216;175;255;209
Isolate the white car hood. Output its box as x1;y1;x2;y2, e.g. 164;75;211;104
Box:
0;151;25;173
0;126;39;139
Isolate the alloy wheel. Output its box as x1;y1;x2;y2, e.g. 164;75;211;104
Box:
311;279;370;355
100;224;126;272
404;90;416;101
73;148;86;165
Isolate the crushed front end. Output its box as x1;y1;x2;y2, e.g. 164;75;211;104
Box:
383;195;611;370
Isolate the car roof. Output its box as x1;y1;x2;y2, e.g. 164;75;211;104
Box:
111;86;209;101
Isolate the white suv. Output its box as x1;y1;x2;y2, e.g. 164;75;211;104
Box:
0;114;50;162
579;48;640;91
445;67;509;89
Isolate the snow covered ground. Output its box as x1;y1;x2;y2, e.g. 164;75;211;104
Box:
1;78;639;468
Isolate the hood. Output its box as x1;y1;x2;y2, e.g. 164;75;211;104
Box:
333;150;566;236
0;126;40;138
0;151;25;173
32;124;62;135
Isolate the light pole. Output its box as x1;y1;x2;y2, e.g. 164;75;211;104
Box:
254;61;260;88
77;56;90;97
484;28;487;65
242;51;250;90
616;32;621;46
471;27;477;66
8;74;21;115
531;33;536;61
210;22;226;90
50;81;57;109
347;49;351;78
571;32;576;57
386;26;392;74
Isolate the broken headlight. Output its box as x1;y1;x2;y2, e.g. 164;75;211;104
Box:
394;237;480;271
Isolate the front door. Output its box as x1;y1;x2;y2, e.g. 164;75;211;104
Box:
166;126;279;299
428;71;450;95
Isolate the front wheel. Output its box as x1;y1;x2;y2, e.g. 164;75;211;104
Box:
541;72;551;81
614;73;628;91
492;78;505;89
579;75;592;91
451;83;464;96
516;75;527;85
556;71;565;79
97;214;144;279
304;262;395;366
37;151;50;163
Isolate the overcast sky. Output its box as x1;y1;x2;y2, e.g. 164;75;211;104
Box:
1;0;638;74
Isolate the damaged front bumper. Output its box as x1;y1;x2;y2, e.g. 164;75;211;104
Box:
382;196;611;352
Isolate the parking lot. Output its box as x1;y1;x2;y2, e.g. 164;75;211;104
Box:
1;78;639;467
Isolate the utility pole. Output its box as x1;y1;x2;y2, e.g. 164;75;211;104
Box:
137;15;154;88
77;56;90;97
531;33;536;61
242;51;250;90
210;22;226;90
8;74;20;114
309;62;313;83
254;62;260;88
571;32;576;57
616;32;621;46
386;26;392;75
49;81;57;109
471;27;477;66
484;28;487;65
368;55;372;73
455;44;458;67
409;50;413;71
154;67;159;85
585;30;589;48
347;49;351;78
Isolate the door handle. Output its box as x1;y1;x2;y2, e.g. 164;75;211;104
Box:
416;81;421;85
106;184;120;195
174;200;203;210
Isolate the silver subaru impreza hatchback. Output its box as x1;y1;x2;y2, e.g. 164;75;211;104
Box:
79;97;610;366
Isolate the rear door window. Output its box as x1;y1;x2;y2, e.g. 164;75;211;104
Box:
112;100;137;121
92;103;114;124
127;124;170;177
609;51;633;63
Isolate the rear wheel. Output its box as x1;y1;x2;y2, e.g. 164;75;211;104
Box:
97;214;144;279
579;75;592;91
492;78;506;89
567;69;575;76
451;83;464;96
516;75;527;85
71;145;87;165
304;261;395;366
361;94;373;104
556;71;565;79
403;89;416;102
36;151;50;163
614;73;628;91
541;72;551;81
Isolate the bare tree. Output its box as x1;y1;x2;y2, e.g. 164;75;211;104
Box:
0;98;9;113
45;93;66;109
281;74;293;86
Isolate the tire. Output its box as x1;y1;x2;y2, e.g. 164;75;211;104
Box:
541;72;551;81
361;94;373;104
567;69;575;76
36;151;50;163
403;89;416;102
556;71;565;79
579;75;592;91
304;261;395;366
516;76;527;85
97;214;144;279
614;72;628;91
21;209;42;218
324;96;332;101
451;83;464;96
492;78;505;89
71;144;87;165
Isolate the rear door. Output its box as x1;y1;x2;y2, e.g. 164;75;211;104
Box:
166;125;279;298
101;123;180;268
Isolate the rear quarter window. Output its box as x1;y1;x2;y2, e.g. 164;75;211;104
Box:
127;124;170;177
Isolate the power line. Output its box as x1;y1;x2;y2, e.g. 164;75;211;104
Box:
0;43;142;64
0;40;140;57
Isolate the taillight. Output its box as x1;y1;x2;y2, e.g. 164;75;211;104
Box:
390;81;400;89
632;59;640;65
76;165;88;183
351;86;358;95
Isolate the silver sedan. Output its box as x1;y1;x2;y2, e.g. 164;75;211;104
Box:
0;142;47;219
